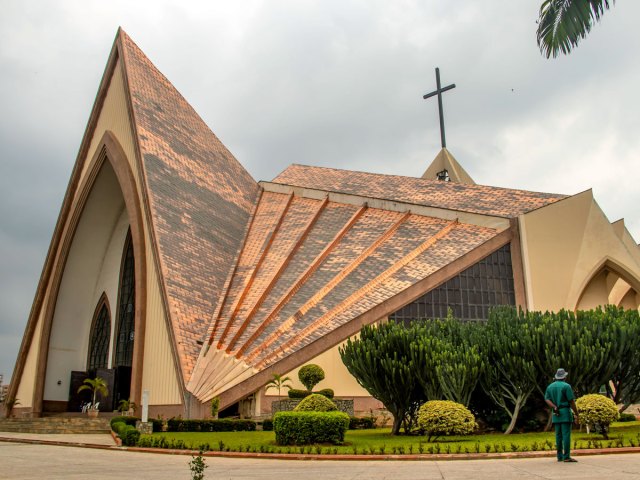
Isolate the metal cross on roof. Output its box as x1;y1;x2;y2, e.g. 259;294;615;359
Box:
423;67;456;149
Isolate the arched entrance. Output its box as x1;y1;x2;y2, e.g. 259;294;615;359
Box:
37;132;147;415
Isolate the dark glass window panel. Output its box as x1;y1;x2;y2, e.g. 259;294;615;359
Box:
114;232;135;367
390;244;516;324
88;303;110;370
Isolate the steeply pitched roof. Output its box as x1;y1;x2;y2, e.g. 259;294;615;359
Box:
187;191;501;401
274;164;566;218
118;30;261;380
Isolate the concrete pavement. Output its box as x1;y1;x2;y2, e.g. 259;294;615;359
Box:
1;439;640;479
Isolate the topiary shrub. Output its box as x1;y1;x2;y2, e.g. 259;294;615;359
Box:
273;411;349;445
316;388;334;399
287;389;311;399
294;393;338;412
298;364;325;391
576;394;619;438
417;400;478;442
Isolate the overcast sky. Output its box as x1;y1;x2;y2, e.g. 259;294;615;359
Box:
1;0;639;381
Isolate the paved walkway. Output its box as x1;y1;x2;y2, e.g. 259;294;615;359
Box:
1;435;640;480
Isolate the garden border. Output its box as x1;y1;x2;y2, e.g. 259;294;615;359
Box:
2;435;640;461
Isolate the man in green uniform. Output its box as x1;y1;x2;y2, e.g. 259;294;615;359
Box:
545;368;580;462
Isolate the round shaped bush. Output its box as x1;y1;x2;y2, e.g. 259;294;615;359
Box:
417;400;478;441
576;394;618;430
298;364;325;391
294;393;337;412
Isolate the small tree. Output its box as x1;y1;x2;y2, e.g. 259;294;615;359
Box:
188;450;207;480
576;394;619;439
77;377;108;411
265;374;293;397
298;364;325;391
210;396;220;418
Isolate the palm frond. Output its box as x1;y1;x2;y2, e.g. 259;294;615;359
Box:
537;0;614;58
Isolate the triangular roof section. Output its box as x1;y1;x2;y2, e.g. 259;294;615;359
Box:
187;190;507;404
273;164;566;219
114;29;261;381
422;147;475;184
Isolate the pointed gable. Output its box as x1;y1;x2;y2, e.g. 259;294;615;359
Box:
117;30;260;380
422;148;475;184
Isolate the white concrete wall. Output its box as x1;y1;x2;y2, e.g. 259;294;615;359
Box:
44;162;128;401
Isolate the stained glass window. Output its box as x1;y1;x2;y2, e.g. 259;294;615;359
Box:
390;243;516;323
88;301;110;370
114;231;135;367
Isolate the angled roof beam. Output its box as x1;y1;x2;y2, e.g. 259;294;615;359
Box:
234;203;369;359
254;219;459;368
206;188;264;347
216;192;294;349
225;196;329;353
244;210;412;364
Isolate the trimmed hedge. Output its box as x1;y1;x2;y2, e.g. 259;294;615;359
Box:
349;416;375;430
287;388;334;400
262;418;274;431
273;411;349;445
316;388;334;399
294;394;337;412
166;418;256;432
619;413;637;422
111;420;140;446
287;389;311;400
110;415;163;433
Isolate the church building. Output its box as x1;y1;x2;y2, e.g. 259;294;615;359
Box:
6;30;640;419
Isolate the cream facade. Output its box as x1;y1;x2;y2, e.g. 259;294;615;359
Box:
6;30;639;421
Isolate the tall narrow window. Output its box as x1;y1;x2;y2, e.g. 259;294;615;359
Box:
88;299;111;370
114;231;135;367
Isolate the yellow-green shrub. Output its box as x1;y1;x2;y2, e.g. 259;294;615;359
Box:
294;393;337;412
417;400;478;442
576;394;618;436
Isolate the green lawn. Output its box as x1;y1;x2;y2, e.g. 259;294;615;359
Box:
139;421;640;454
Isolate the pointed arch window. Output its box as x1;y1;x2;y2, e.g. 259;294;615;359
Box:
114;230;136;367
88;297;111;370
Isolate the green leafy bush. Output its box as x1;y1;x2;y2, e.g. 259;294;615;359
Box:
576;394;619;437
417;400;478;442
294;393;337;412
262;418;273;431
273;411;349;445
298;364;325;391
349;416;375;429
618;413;636;422
121;426;140;446
110;415;163;432
166;418;256;432
316;388;334;399
111;420;140;446
287;389;312;399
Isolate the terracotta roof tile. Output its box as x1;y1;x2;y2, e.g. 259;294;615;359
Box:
118;31;260;381
273;164;566;218
188;191;502;400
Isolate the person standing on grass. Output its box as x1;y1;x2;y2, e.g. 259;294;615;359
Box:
545;368;580;463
